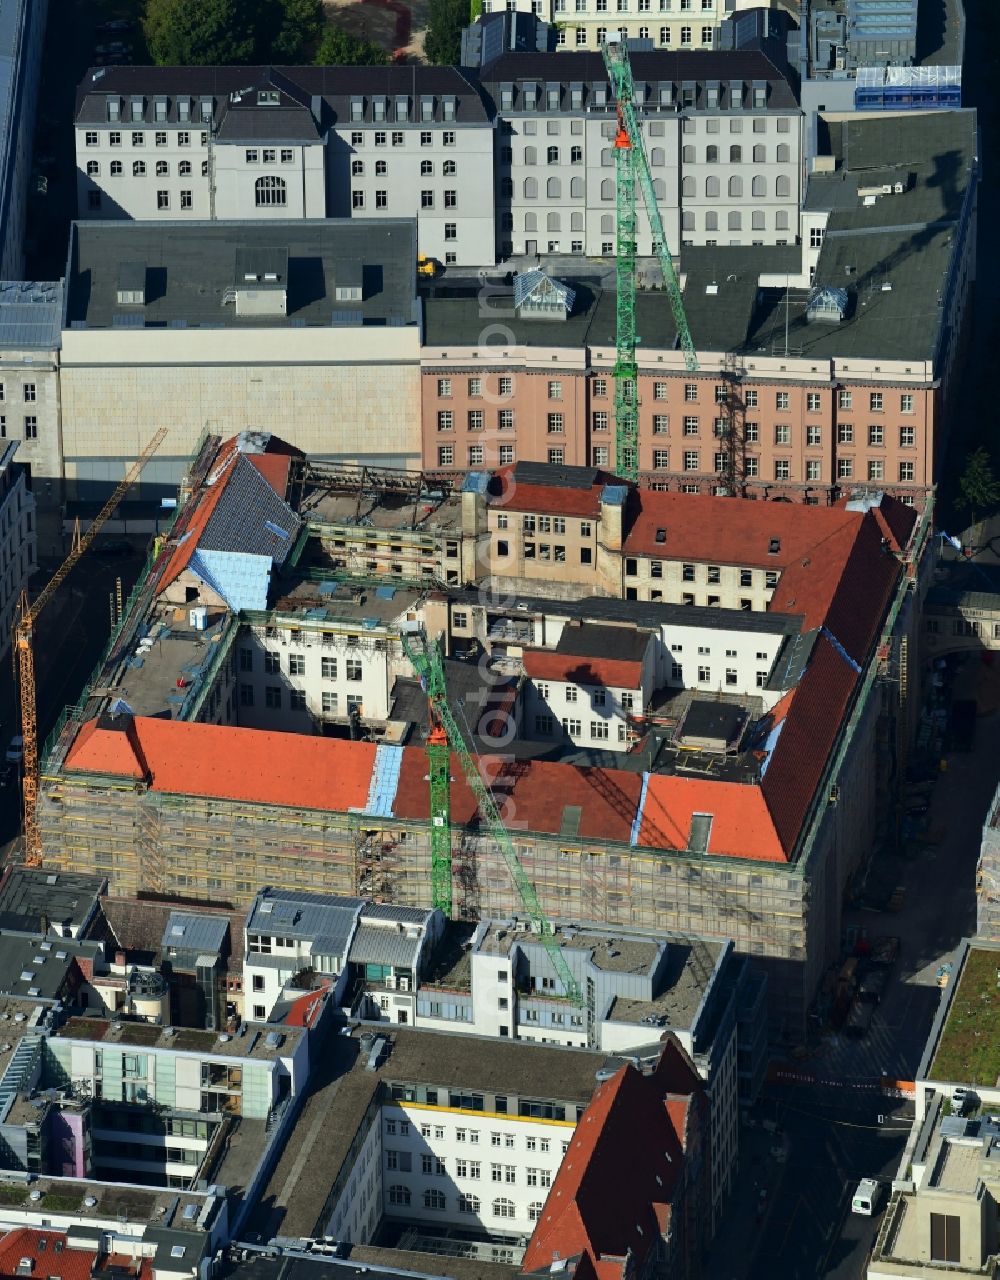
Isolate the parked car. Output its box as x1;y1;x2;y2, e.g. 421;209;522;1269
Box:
852;1178;883;1215
5;735;23;765
96;19;133;33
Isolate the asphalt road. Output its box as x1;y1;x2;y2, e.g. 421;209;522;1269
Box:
748;1087;912;1280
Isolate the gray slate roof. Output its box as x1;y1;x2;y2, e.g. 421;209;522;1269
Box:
348;923;423;970
247;889;363;960
0;282;63;350
66;220;419;331
0;868;105;935
162;911;230;957
200;454;300;564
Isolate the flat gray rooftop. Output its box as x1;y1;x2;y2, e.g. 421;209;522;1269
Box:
56;1016;300;1062
67;220;418;330
0;867;105;934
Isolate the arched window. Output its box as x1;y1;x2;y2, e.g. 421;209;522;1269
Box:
546;177;561;199
653;178;666;199
682;210;695;231
529;1203;545;1222
601;147;613;167
110;160;122;176
133;160;146;176
681;176;695;197
730;145;742;163
419;159;432;176
600;213;614;234
547;212;560;231
179;160;192;176
424;1190;446;1211
751;209;765;230
728;211;741;230
255;175;286;207
650;147;665;167
776;143;790;163
571;145;583;163
86;161;100;176
728;175;742;197
638;25;648;38
705;211;718;231
524;177;537;198
682;145;695;163
705;175;720;198
601;178;614;200
524;213;537;232
753;144;766;163
493;1198;516;1219
547;146;559;164
443;159;456;176
352;159;364;176
775;175;791;198
706;145;718;163
751;175;766;197
775;210;789;230
571;211;583;231
388;1185;410;1206
524;146;536;165
458;1194;481;1214
570;176;583;199
156;160;168;176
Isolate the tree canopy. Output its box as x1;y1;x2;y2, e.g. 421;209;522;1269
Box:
957;447;1000;527
315;25;390;66
424;0;467;65
143;0;324;65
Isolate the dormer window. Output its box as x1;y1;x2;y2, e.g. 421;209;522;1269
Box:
107;96;121;122
593;84;607;107
500;83;514;109
373;97;387;121
130;97;144;122
546;83;560;109
200;97;213;123
420;96;434;121
395;96;409;121
442;96;456;121
154;97;168;121
177;97;191;121
523;83;538;109
351;96;364;122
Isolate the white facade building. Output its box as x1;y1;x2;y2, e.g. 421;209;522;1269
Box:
75;51;801;265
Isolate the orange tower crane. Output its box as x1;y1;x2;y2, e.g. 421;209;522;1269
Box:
16;429;167;866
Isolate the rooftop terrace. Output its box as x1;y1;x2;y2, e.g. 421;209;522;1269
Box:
928;946;1000;1087
55;1017;301;1062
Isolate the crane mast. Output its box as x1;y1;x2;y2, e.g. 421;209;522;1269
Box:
602;38;699;484
17;429;168;866
401;629;583;1007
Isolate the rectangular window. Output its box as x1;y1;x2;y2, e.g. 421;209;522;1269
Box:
774;459;790;480
322;691;338;714
868;460;884;481
899;461;915;482
837;423;854;444
683;416;699;435
899;426;915;447
547;413;564;433
265;686;282;709
684;383;698;402
775;391;789;410
157;190;170;209
437;410;453;431
289;654;305;676
806;425;821;446
837;458;853;479
653;414;669;434
24;416;37;440
901;393;914;413
683;450;699;471
870;392;883;412
774;424;790;445
437;378;452;398
438;446;453;466
548;448;564;465
346;659;363;681
868;424;884;446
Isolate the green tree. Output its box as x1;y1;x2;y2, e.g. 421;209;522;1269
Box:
270;0;325;61
143;0;262;64
957;447;1000;528
424;0;467;65
315;24;389;65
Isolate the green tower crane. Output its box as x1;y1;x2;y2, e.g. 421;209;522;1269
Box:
602;37;699;484
400;627;583;1006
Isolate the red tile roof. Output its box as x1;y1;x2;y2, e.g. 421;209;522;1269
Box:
760;632;860;855
637;775;786;862
522;649;643;690
523;1040;702;1280
491;468;604;518
0;1230;152;1280
64;717;377;815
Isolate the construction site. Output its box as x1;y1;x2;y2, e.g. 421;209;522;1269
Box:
19;415;929;1041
